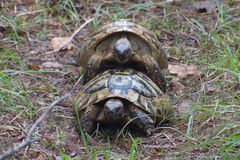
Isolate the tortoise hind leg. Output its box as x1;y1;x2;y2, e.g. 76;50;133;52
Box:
142;55;167;92
128;104;154;136
83;54;103;84
80;104;100;134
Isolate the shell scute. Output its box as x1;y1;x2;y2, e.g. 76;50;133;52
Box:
76;19;168;70
74;69;174;123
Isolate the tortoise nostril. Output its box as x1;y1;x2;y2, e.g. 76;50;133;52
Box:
124;48;131;55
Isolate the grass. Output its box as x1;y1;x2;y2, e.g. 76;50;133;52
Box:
0;48;29;112
0;0;239;159
58;0;80;23
129;138;141;160
0;15;23;42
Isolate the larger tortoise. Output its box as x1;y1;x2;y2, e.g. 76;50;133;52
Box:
76;19;168;92
73;69;173;136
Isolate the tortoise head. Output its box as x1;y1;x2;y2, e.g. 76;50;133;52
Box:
113;37;133;63
104;99;124;121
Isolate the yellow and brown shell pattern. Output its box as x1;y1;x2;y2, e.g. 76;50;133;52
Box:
77;19;168;70
73;69;173;122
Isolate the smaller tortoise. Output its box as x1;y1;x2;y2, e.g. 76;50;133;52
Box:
73;69;173;136
76;19;168;92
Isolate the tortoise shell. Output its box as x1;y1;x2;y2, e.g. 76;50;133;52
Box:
73;69;173;122
76;19;168;70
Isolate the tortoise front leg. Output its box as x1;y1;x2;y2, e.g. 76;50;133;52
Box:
128;104;154;136
83;54;103;84
142;55;167;92
80;104;100;134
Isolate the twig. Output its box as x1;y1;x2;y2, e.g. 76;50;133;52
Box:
45;18;93;55
17;9;45;16
179;31;200;46
156;126;200;143
143;144;178;149
163;133;177;146
73;74;84;89
0;93;71;160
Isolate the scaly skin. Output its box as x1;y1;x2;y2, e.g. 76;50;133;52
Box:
142;55;167;92
80;104;100;134
84;54;103;84
128;104;154;136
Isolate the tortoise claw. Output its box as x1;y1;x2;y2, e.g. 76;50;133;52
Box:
128;104;155;136
146;129;153;137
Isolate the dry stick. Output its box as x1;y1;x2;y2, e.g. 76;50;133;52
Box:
17;9;45;16
0;93;71;160
0;18;93;159
0;18;94;159
163;133;177;146
45;18;93;55
157;126;200;143
73;74;84;89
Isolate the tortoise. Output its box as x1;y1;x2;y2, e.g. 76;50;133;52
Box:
73;69;173;136
76;19;168;92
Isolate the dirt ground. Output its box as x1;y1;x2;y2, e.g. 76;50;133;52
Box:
0;0;239;159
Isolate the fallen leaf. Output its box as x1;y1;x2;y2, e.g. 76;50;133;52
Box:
166;0;183;5
16;0;35;4
174;99;194;114
51;37;73;51
147;6;159;12
41;62;63;68
58;96;72;107
205;83;216;95
171;80;185;94
28;64;40;71
168;64;203;79
194;0;221;14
